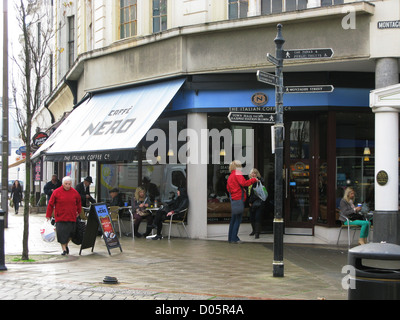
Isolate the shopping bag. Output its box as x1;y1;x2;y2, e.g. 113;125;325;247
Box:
254;181;268;201
40;220;56;242
71;217;86;245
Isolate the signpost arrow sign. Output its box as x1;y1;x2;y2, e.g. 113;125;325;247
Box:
284;85;334;94
228;112;276;124
266;53;280;67
256;70;279;86
283;48;334;59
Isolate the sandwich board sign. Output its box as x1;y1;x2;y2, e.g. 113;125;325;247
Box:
79;203;122;255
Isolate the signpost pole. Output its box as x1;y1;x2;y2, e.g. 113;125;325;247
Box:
273;24;285;278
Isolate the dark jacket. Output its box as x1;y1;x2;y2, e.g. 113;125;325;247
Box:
167;188;189;219
110;193;124;207
44;179;62;200
11;185;23;203
75;181;96;207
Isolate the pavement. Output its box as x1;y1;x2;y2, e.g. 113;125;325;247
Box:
0;207;351;302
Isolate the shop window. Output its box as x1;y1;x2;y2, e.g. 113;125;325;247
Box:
336;112;375;217
99;115;187;206
153;0;167;33
207;114;254;223
228;0;249;19
120;0;137;39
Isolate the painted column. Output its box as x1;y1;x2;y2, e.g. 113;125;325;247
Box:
186;113;208;239
372;58;400;244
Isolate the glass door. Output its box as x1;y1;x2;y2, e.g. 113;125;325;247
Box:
284;119;314;231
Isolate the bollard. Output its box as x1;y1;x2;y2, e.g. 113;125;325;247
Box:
0;210;7;271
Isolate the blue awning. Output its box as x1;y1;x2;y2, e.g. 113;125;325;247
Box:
34;78;185;162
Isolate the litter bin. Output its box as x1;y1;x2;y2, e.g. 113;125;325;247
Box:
348;242;400;300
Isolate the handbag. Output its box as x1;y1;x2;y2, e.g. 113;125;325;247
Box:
254;181;268;201
137;209;150;217
348;212;364;221
229;187;245;215
9;198;13;208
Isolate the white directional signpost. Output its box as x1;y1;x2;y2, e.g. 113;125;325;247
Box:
283;48;334;60
228;112;276;124
284;85;334;94
257;24;334;278
256;70;279;87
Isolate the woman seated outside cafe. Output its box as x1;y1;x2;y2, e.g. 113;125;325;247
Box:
132;186;153;238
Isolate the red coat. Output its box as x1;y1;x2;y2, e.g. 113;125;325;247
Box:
46;186;82;222
227;170;257;201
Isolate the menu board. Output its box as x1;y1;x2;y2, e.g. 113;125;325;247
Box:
79;203;122;255
94;203;121;252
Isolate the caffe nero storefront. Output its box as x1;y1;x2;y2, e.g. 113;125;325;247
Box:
34;72;375;239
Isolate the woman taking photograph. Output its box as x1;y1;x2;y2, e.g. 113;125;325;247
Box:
339;187;370;245
226;160;258;243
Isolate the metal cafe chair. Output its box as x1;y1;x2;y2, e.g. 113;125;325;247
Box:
109;206;122;236
337;215;362;247
162;208;189;240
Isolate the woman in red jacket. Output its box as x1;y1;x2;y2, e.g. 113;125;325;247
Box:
46;176;82;255
226;160;258;243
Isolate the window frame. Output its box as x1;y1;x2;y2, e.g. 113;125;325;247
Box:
152;0;167;34
228;0;249;20
120;0;138;39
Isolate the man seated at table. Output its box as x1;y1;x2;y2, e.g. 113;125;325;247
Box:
109;188;124;207
150;187;189;240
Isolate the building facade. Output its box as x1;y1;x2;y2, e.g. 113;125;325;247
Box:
32;0;400;243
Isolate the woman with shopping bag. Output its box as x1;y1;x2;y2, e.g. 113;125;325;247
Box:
226;160;258;243
46;176;82;255
248;168;268;239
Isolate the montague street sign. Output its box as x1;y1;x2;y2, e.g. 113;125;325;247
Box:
284;85;334;94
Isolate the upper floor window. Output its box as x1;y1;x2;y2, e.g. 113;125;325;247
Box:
153;0;167;33
261;0;308;14
228;0;249;19
68;16;75;68
321;0;344;6
120;0;137;39
261;0;282;14
286;0;307;11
